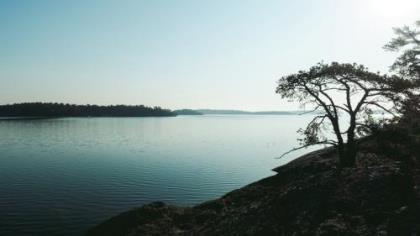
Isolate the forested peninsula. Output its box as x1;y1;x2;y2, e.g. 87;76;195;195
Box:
0;103;176;117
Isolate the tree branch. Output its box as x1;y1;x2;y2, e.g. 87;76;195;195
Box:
276;141;336;159
363;102;396;116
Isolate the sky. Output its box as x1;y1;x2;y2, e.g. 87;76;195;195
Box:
1;0;419;111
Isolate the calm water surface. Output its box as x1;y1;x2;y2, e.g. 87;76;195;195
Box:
0;115;315;235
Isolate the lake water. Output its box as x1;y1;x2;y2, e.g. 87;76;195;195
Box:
0;115;316;236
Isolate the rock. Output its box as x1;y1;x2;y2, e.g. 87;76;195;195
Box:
317;218;347;235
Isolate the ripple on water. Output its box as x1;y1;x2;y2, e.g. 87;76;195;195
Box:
0;116;315;236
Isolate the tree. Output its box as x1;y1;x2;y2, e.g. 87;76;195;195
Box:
384;20;420;81
276;62;411;167
384;21;420;144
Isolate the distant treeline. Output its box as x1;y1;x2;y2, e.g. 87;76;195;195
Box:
174;109;203;115
0;103;176;117
195;109;297;115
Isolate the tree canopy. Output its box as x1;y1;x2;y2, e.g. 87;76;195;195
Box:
276;62;413;167
384;21;420;142
384;21;420;81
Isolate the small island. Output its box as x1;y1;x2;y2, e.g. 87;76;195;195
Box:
195;109;296;115
0;103;176;117
174;109;203;115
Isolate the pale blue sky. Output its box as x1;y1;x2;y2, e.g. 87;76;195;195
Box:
1;0;419;110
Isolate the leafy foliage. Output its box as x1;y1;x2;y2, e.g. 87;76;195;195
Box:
276;62;413;167
385;20;420;149
384;21;420;81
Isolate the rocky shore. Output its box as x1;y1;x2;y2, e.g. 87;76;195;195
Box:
86;139;420;235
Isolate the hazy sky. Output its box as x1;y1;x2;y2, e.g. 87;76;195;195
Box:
1;0;419;111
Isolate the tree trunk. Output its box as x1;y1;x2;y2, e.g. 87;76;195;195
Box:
342;123;357;167
343;141;357;167
337;143;346;166
338;143;356;167
330;118;352;168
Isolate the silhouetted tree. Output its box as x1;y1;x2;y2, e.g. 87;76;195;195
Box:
384;21;420;144
276;62;412;167
384;20;420;81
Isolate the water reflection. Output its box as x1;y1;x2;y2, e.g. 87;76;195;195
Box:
0;115;316;236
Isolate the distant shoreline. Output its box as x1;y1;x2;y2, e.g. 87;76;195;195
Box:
0;103;309;118
0;116;176;120
0;103;176;117
177;109;303;115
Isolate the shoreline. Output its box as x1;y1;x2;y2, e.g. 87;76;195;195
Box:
86;144;419;235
